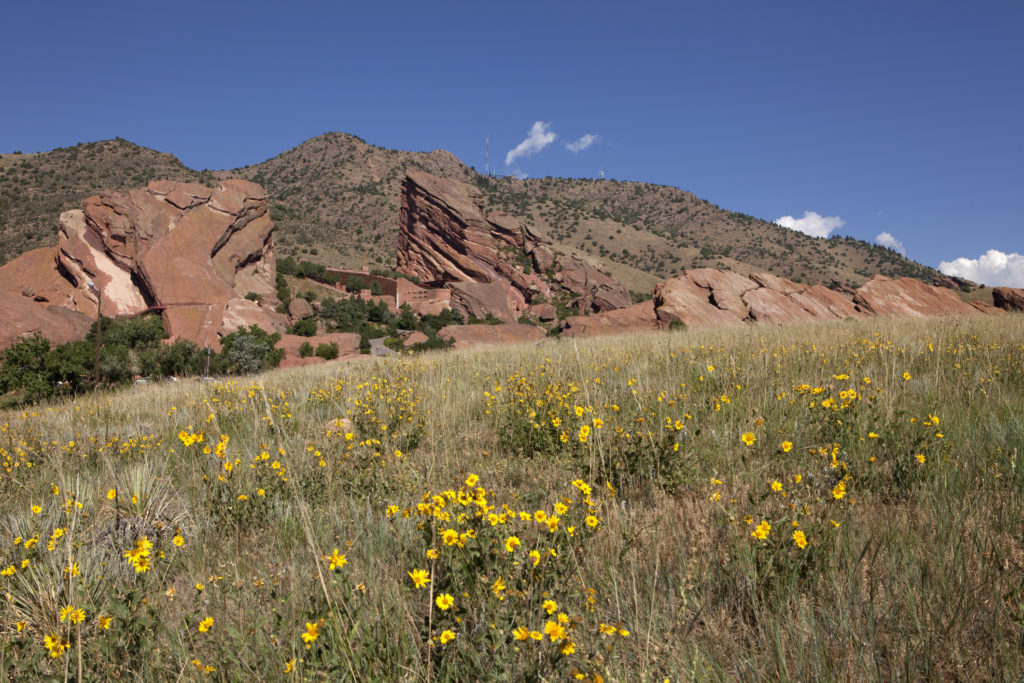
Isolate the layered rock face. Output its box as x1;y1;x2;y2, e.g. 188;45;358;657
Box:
397;172;629;320
1;180;283;350
993;287;1024;313
651;268;867;329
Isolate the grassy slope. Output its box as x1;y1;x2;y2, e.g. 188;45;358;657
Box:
1;314;1022;679
2;134;944;291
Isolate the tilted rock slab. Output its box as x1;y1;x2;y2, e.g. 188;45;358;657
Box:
853;276;979;318
397;171;629;321
649;270;974;333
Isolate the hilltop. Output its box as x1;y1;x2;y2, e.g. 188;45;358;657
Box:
2;133;943;290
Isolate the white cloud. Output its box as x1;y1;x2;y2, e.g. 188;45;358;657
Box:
939;249;1024;287
566;134;597;153
508;169;529;180
774;211;845;238
875;231;906;256
505;121;556;166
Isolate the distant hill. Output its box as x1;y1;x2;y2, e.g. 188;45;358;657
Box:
1;133;943;291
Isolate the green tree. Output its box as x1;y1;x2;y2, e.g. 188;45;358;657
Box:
0;334;53;403
213;326;283;375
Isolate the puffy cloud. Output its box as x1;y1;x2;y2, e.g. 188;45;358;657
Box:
774;211;845;238
505;121;556;166
939;249;1024;287
875;232;906;256
565;134;597;153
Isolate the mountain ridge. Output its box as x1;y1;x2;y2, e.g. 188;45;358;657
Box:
1;132;945;291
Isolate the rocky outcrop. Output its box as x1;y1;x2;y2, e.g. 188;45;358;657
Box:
277;333;361;360
0;180;284;351
650;270;978;330
397;171;629;321
993;287;1024;312
448;282;519;323
0;294;93;351
853;276;978;318
560;301;658;338
437;323;546;350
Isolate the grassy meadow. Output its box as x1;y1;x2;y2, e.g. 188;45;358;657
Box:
1;314;1023;681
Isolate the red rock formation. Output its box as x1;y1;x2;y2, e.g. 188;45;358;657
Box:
653;276;745;328
277;333;361;360
0;294;92;350
853;276;979;318
560;301;658;338
650;270;972;331
993;287;1024;312
437;323;546;350
0;180;284;352
397;171;629;320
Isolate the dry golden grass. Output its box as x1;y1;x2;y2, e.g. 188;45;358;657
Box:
1;314;1022;680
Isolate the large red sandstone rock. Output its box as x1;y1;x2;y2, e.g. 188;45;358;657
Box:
403;331;429;348
1;180;285;351
743;287;819;324
0;296;93;350
993;287;1024;312
560;301;658;338
791;285;866;319
397;171;629;319
448;282;520;323
853;276;979;318
0;248;89;313
653;276;744;328
437;323;546;350
686;268;757;318
970;301;1009;315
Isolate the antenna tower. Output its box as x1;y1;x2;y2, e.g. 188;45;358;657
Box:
485;134;490;177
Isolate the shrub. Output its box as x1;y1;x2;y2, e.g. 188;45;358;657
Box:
289;318;317;337
315;342;339;360
299;342;314;358
213;325;283;375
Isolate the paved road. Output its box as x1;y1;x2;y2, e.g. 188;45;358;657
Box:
369;337;398;357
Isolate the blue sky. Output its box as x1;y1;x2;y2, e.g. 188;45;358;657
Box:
2;1;1022;285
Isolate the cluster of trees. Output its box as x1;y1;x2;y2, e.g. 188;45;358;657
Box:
0;316;283;406
276;256;340;284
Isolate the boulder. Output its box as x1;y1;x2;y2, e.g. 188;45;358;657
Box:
403;331;429;348
526;302;558;322
288;297;315;320
993;287;1024;312
437;323;546;350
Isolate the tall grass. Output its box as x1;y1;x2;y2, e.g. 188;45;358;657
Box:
1;315;1022;680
